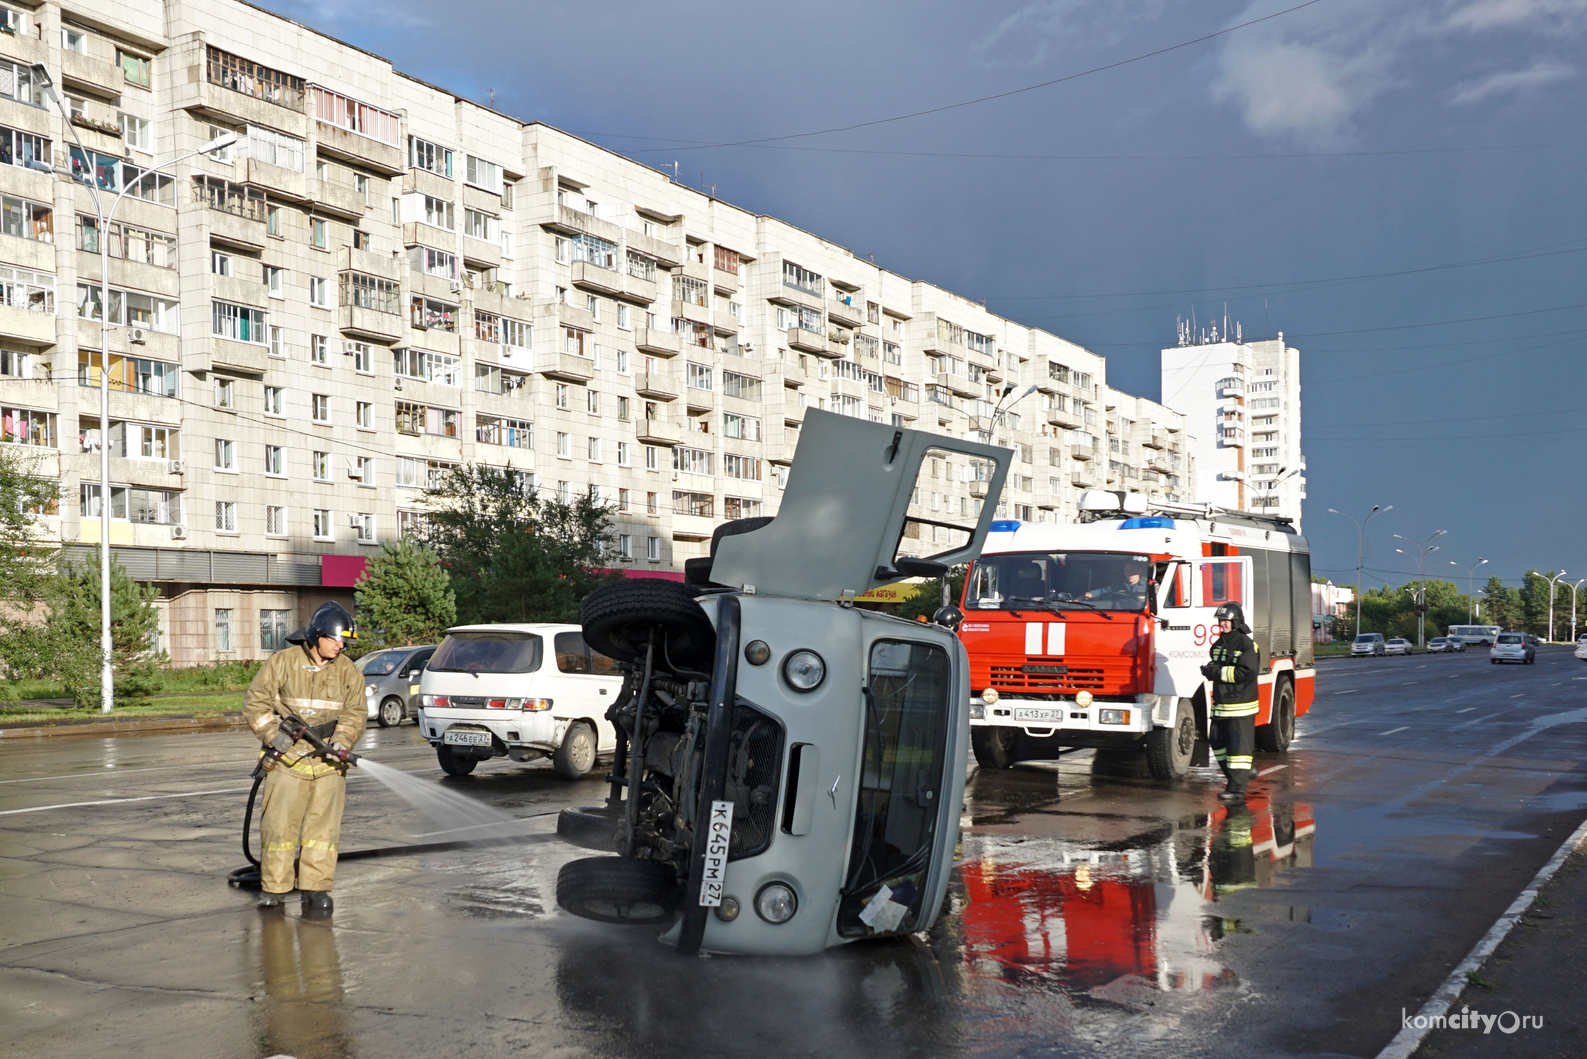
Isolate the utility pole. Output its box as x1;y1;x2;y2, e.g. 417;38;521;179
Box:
1450;558;1488;625
1394;529;1446;649
1329;505;1392;639
1543;570;1567;643
1570;579;1586;643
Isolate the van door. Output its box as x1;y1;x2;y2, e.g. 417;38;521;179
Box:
552;629;621;751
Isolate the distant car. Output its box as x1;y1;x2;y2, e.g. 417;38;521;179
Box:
1525;634;1544;648
1491;633;1535;665
359;644;437;727
1576;639;1587;662
1427;637;1459;653
1351;633;1386;657
1384;638;1414;656
1448;637;1466;652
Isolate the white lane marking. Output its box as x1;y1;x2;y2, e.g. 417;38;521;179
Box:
1456;712;1505;727
1258;764;1289;776
1335;689;1360;695
1375;815;1587;1059
1402;681;1419;685
0;786;252;817
1381;726;1410;736
1512;694;1526;698
1455;707;1476;713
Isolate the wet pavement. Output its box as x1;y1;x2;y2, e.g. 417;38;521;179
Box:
3;647;1586;1058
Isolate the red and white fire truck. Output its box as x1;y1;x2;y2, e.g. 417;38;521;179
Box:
960;490;1315;778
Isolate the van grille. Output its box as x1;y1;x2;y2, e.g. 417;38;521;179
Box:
990;663;1109;691
725;700;783;860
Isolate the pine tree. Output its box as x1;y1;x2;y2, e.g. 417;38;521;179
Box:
354;539;457;646
43;553;164;707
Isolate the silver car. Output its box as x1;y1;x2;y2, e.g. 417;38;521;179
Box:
1490;633;1534;665
359;644;437;726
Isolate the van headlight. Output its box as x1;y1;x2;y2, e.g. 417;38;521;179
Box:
782;650;825;692
755;882;798;924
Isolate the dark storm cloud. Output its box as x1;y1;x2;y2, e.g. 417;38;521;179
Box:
262;0;1587;587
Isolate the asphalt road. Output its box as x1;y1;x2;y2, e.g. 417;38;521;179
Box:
3;646;1586;1059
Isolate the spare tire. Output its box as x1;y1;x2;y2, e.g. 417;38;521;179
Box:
581;579;715;670
556;856;680;926
557;805;620;852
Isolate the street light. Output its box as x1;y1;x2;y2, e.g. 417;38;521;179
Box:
1328;505;1392;639
1541;570;1568;643
1394;529;1446;648
1569;579;1586;643
32;62;236;714
1449;558;1488;624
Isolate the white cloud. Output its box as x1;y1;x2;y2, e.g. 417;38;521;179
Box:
1450;58;1577;101
1446;0;1587;31
975;0;1181;66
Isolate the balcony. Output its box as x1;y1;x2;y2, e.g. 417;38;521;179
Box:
1143;433;1168;450
787;327;827;355
243;158;308;202
1071;470;1095;489
0;31;46;70
543;204;624;246
552;300;596;332
1046;408;1082;430
634;327;681;357
0;303;57;346
712;265;739;294
936;372;980;399
339;305;403;344
635;367;679;401
208;339;270;375
1070;444;1095;462
339;246;402;282
672;298;710;326
206;209;268;252
1220;427;1246;448
175;49;308;138
626;229;683;269
462;235;502;269
1217;376;1245;398
770;358;807;388
827;297;864;328
571;261;624;298
637;417;680;445
61;49;125;100
315;120;403;176
538;352;595;382
310;178;366;220
672;514;714;542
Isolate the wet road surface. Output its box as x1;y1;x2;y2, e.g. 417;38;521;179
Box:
3;647;1586;1058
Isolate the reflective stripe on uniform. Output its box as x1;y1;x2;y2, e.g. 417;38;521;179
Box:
1213;748;1228;761
1226;755;1254;770
262;841;297;851
301;839;338;852
1212;701;1259;717
1220;665;1237;683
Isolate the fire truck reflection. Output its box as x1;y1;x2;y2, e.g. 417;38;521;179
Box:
959;789;1314;996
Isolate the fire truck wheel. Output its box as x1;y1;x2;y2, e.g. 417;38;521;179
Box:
971;726;1019;769
1146;705;1196;780
1256;679;1296;753
581;579;716;671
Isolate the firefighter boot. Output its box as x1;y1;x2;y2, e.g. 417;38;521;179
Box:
257;890;288;910
301;890;334;919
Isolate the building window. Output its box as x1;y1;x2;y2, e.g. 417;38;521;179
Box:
211;302;267;344
724;497;763;520
310;218;326;249
617;441;631;467
215;501;237;532
356;401;373;429
339;272;400;313
311;393;330;422
314;451;331;481
618;533;633;559
214;608;233;651
266;205;280;236
265;444;284;476
409;137;452;176
260;608;291;649
265;505;287;535
557;431;571;458
686;363;713;391
210;250;231;276
206;47;303;110
214;438;236;470
410;296;458;332
313;509;331;539
265;265;284;297
214;378;234;408
263;385;283;415
356;513;375;543
647;536;661;562
645;445;659;472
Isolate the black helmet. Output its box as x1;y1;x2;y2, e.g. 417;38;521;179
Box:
306;601;356;644
1214;602;1245;625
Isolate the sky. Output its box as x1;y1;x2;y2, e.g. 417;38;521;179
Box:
260;0;1587;594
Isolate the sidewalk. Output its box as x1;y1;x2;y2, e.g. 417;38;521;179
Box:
0;712;249;739
1415;848;1587;1058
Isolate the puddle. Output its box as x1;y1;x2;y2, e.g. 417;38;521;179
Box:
957;789;1314;1002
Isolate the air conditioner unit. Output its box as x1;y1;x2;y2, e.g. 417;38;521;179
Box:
167;459;185;474
169;524;187;539
740;340;755;353
393;377;403;390
348;513;362;528
130;327;147;345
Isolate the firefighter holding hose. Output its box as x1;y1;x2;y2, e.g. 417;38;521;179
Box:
244;602;366;916
1201;602;1259;804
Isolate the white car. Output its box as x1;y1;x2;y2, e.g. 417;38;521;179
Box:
1384;638;1414;656
1426;637;1463;654
1491;633;1535;665
1574;639;1587;661
417;623;622;778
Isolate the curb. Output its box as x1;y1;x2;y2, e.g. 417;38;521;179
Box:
0;713;250;740
1375;813;1587;1059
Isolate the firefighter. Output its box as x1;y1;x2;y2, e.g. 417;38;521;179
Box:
1084;560;1149;604
244;601;366;916
1201;601;1259;803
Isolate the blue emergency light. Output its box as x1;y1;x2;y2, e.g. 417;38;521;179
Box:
989;520;1021;532
1119;516;1175;530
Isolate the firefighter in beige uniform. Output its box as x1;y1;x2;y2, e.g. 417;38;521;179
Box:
244;602;366;915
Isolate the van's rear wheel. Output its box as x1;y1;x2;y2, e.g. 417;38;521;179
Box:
1257;680;1296;753
971;726;1019;769
1146;704;1196;780
581;580;716;671
557;806;619;852
556;857;679;925
553;722;597;779
436;744;478;776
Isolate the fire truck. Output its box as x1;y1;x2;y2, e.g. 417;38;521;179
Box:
960;489;1315;778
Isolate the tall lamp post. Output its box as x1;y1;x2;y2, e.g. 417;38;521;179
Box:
1542;570;1567;644
1328;505;1392;639
32;63;235;714
1569;579;1586;643
1450;558;1488;624
1394;529;1446;648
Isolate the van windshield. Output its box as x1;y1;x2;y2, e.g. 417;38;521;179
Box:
429;632;543;674
968;551;1152;612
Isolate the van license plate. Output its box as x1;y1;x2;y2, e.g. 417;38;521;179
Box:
443;730;491;747
1014;707;1062;723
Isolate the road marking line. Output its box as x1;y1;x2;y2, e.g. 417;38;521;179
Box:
0;786;252;817
1375;814;1587;1059
1456;707;1476;713
1258;764;1288;776
1335;689;1360;695
1381;726;1409;735
1402;681;1419;685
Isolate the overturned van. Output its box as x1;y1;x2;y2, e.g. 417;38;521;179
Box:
554;409;1011;955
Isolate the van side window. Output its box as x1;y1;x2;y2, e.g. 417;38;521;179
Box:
554;631;619;675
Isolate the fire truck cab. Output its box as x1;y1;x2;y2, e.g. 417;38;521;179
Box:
960;489;1314;778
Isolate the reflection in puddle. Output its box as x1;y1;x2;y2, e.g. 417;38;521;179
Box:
959;789;1314;1004
249;915;355;1059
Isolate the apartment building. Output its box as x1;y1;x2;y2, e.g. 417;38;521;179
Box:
0;0;1195;664
1160;328;1304;528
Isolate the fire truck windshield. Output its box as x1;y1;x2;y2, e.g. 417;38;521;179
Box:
968;551;1152;613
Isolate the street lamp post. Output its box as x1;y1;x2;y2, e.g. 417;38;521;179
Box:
1328;505;1392;639
1569;579;1586;643
32;63;235;714
1449;558;1488;625
1394;529;1446;649
1542;570;1567;643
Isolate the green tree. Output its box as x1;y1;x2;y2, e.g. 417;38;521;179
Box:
0;444;59;606
354;539;457;646
1518;570;1567;638
420;466;623;623
40;553;164;706
1481;575;1521;631
893;566;969;622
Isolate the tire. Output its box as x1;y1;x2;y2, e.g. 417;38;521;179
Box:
1146;703;1196;780
557;806;620;852
436;744;478;776
581;579;716;671
1256;679;1296;753
556;856;679;926
971;726;1019;769
553;722;597;780
377;696;405;728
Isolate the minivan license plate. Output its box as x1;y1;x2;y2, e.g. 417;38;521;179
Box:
443;729;491;747
1014;707;1062;723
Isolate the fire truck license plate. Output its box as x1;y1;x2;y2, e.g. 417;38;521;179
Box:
1014;707;1062;723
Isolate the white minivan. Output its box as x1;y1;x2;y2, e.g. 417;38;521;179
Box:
417;623;622;778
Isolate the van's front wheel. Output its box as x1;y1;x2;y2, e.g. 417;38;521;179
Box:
971;726;1019;769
